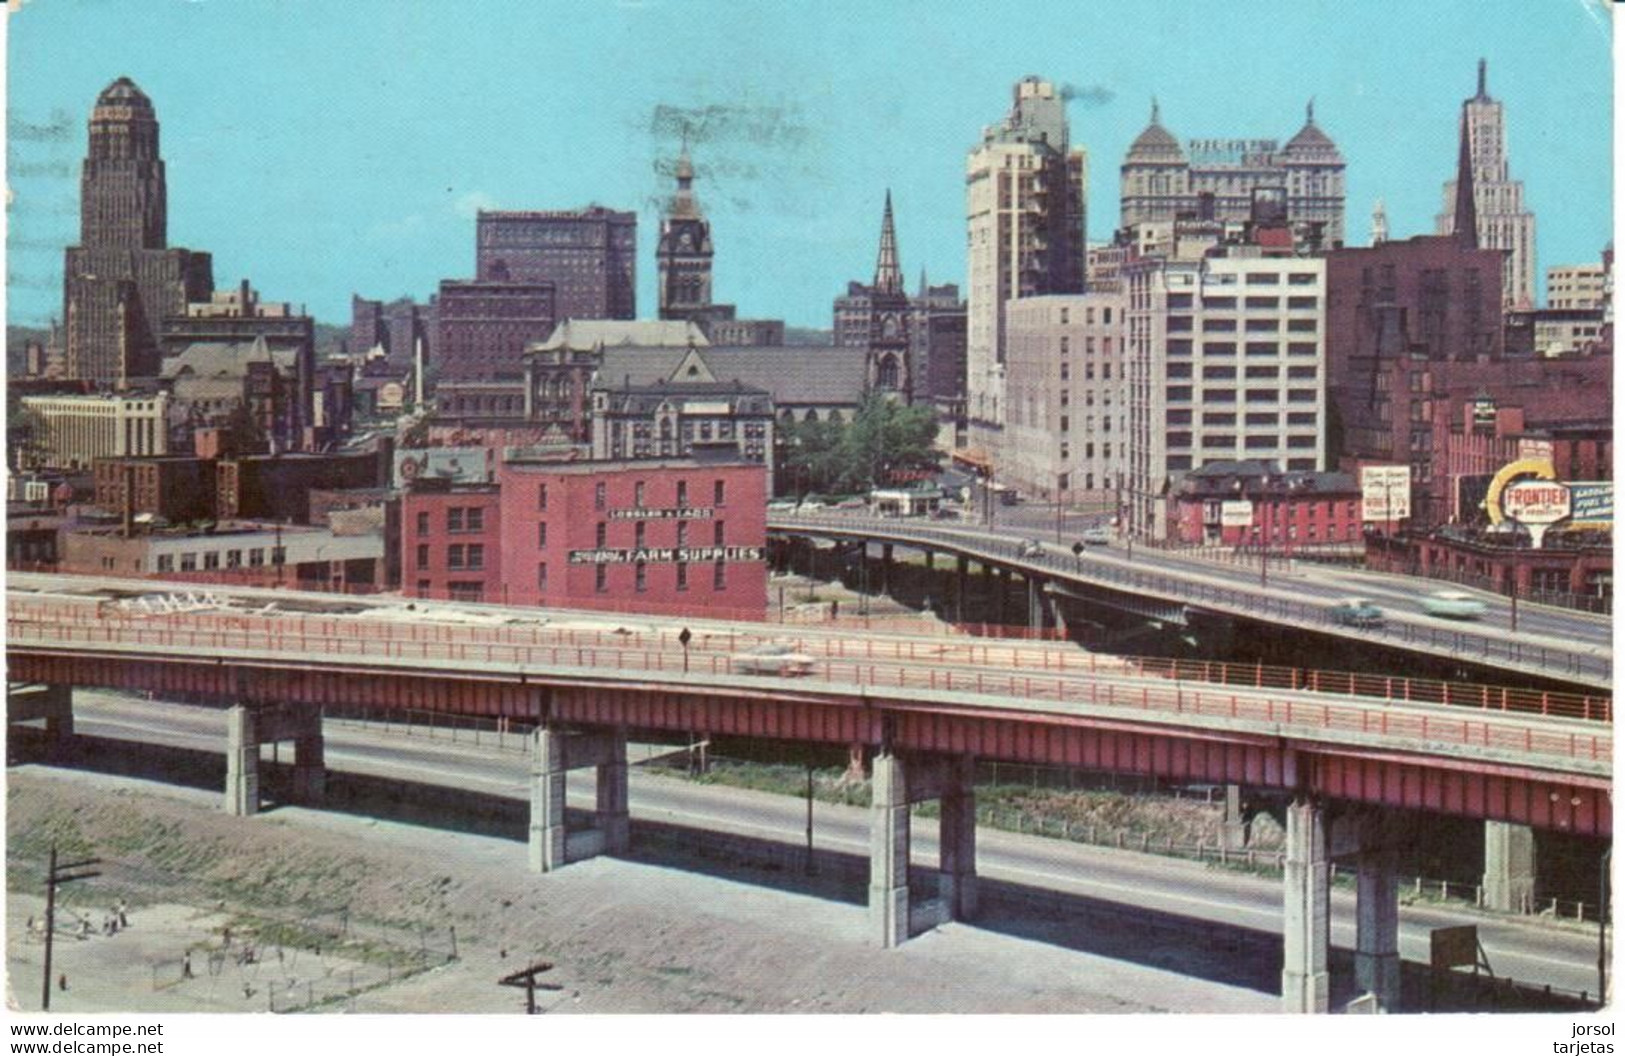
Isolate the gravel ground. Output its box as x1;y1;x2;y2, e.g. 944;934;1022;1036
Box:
7;766;1276;1015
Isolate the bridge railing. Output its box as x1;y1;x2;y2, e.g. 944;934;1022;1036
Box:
771;515;1613;684
8;615;1610;770
8;594;1610;723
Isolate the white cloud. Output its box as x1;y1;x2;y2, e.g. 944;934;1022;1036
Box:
453;191;500;219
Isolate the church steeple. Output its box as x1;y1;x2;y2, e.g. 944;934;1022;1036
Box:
656;137;714;321
1452;107;1478;248
873;190;903;295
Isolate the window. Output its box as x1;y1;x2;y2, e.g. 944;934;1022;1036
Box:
448;582;484;602
448;508;464;532
1246;412;1279;426
676;562;689;592
1203;296;1237;309
1287;435;1318;449
1206;389;1237;403
248;548;265;567
635;481;646;508
1167;293;1193;309
635;561;648;592
1168;339;1193;358
1202;434;1236;449
595;482;606;510
1202;365;1236;380
1245;296;1278;310
1287;342;1317;357
1287;296;1318;310
1202;342;1236;357
1246;272;1280;285
714;479;725;505
466;544;484;570
1245;342;1278;357
537;522;548;547
1167;363;1192;379
417;579;431;596
1203;318;1237;332
1245;435;1276;450
596;522;607;548
226;549;242;568
448;545;465;570
1287;412;1317;426
1167;316;1193;332
1245;365;1279;379
180;553;197;572
1166;386;1192;402
595;565;608;592
714;561;726;590
417;512;430;535
271;547;286;566
1166;409;1192;426
714;522;725;546
1288;273;1317;286
1245;319;1279;333
635;521;647;548
1287;319;1318;333
677;481;689;507
1287;366;1318;380
1202;412;1236;426
417;544;430;568
537;562;548;591
1246;389;1278;402
466;507;484;532
538;483;549;510
157;554;173;572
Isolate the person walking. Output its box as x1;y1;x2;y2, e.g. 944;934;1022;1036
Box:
182;950;194;980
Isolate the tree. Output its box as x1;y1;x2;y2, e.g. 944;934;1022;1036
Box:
778;393;941;497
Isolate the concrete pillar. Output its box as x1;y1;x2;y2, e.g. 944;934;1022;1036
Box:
995;569;1011;625
1221;784;1249;850
1482;821;1536;913
954;555;969;623
596;727;630;853
529;727;567;873
924;550;935;570
1355;844;1401;1011
938;756;978;920
881;544;894;595
869;752;909;948
43;684;74;740
1281;797;1330;1013
224;706;260;817
292;717;326;803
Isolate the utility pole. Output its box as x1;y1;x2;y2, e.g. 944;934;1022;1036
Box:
497;960;562;1015
42;843;101;1011
805;763;816;876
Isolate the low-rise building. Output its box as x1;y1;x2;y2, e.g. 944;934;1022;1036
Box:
1170;460;1362;550
19;392;173;470
62;520;384;589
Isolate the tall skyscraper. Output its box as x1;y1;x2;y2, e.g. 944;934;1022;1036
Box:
1119;100;1345;246
865;192;910;397
63;77;213;386
475;207;636;321
1436;60;1537;310
656;144;714;322
965;76;1088;461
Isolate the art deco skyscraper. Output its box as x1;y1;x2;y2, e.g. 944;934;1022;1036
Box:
63;78;213;386
965;76;1088;461
1436;60;1537;310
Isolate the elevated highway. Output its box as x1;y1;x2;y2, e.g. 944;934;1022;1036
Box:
5;572;1612;1013
768;512;1612;690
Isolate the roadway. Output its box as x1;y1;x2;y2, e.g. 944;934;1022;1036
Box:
7;577;1610;784
54;689;1608;1001
770;510;1612;687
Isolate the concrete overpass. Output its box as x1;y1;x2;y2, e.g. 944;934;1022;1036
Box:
5;573;1611;1013
768;512;1612;690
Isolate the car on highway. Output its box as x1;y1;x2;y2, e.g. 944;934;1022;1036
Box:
1421;590;1487;620
766;499;797;512
732;643;816;676
1079;526;1112;546
1327;597;1384;628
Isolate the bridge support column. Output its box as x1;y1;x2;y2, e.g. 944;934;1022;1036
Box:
529;727;568;872
1482;821;1536;913
938;755;978;920
924;550;935;570
869;752;910;948
1281;797;1330;1013
1355;839;1401;1011
880;544;894;595
995;570;1011;625
7;683;75;742
1221;785;1249;850
224;706;260;817
954;556;968;623
287;708;326;803
596;727;630;853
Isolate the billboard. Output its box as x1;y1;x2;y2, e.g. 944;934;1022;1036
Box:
1501;481;1572;525
1360;465;1411;522
1568;482;1614;526
1219;500;1254;527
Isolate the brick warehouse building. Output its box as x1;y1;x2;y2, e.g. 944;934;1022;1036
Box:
402;457;767;620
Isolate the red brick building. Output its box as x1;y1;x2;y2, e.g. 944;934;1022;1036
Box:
92;456;215;525
1171;460;1363;550
400;480;502;603
401;457;768;619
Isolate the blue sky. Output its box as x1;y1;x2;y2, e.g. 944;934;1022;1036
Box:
6;0;1613;330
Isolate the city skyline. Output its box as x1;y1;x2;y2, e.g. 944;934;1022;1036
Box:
7;2;1613;331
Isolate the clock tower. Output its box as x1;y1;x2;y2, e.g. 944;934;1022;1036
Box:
657;142;714;321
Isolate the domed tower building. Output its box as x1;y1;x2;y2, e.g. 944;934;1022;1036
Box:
1118;99;1345;247
63;77;213;386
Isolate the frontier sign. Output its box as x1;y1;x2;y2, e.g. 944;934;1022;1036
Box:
1501;480;1571;548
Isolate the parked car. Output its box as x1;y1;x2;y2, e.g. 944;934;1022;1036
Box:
834;497;867;510
732;643;816;676
1422;590;1487;620
766;500;797;512
1079;526;1112;546
1327;597;1384;628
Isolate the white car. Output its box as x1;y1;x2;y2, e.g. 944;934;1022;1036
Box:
733;643;816;676
1422;590;1488;620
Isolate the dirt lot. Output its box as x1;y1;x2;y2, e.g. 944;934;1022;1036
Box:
7;766;1276;1015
